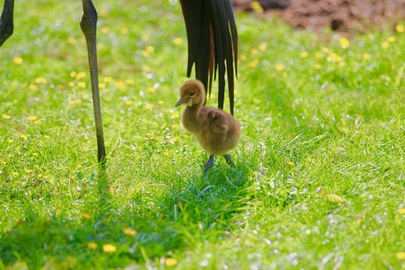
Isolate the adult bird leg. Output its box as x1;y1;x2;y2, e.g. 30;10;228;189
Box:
204;154;215;172
80;0;106;168
0;0;14;46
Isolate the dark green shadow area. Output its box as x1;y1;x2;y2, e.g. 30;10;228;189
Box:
0;164;252;268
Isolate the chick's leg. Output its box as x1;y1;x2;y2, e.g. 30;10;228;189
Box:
223;153;235;167
204;154;215;172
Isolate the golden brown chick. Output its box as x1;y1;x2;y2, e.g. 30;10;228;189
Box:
175;79;241;172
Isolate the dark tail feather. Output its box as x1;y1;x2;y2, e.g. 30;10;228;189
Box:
179;0;238;115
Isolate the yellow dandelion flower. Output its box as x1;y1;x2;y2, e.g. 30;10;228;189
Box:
145;103;153;110
77;82;86;89
314;63;322;69
100;26;109;34
173;37;183;45
8;139;13;143
67;37;77;45
322;47;329;53
250;48;258;55
29;84;38;91
120;27;128;35
141;34;150;41
68;99;82;106
146;46;155;53
11;172;19;177
250;1;263;13
35;77;47;84
398;208;405;215
382;41;389;49
99;82;106;89
81;213;91;220
141;50;150;57
158;100;164;105
27;115;38;121
287;161;294;166
387;36;396;43
102;244;117;253
338;37;349;49
25;169;33;174
396;24;404;33
125;79;134;85
44;135;50;139
396;252;405;260
88;242;98;251
259;43;266;51
34;165;39;169
327;53;342;63
76;71;86;80
165;258;178;267
13;57;23;65
171;111;180;119
69;82;75;88
99;9;108;17
275;63;284;71
249;59;259;68
123;228;137;236
124;100;134;105
307;156;314;163
114;81;126;89
33;153;39;157
363;53;370;60
163;152;170;156
147;87;156;93
70;71;77;78
103;76;113;83
240;54;247;62
2;114;10;119
300;51;308;58
339;62;345;68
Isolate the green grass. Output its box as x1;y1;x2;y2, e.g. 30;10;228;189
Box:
1;0;404;269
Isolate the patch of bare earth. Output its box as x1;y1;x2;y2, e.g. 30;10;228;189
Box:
232;0;405;32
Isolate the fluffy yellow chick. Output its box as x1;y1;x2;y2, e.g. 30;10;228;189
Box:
175;79;241;172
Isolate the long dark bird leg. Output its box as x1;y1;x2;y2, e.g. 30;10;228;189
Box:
80;0;106;168
204;154;215;172
223;153;235;167
0;0;14;46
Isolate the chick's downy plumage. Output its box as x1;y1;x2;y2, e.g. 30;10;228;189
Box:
175;79;241;171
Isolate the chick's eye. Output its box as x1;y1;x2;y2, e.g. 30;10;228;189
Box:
189;92;195;97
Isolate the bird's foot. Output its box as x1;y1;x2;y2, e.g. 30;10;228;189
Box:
203;155;215;172
223;154;235;167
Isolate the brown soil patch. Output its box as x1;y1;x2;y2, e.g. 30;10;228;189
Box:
232;0;405;32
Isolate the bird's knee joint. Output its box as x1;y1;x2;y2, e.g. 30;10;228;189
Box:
0;21;14;44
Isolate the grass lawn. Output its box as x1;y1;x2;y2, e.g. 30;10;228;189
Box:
1;0;404;268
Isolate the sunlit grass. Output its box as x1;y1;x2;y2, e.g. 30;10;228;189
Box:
1;0;404;269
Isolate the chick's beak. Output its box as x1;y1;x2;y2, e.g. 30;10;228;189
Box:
175;96;189;107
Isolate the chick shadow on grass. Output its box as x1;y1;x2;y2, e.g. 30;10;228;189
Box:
162;158;251;233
